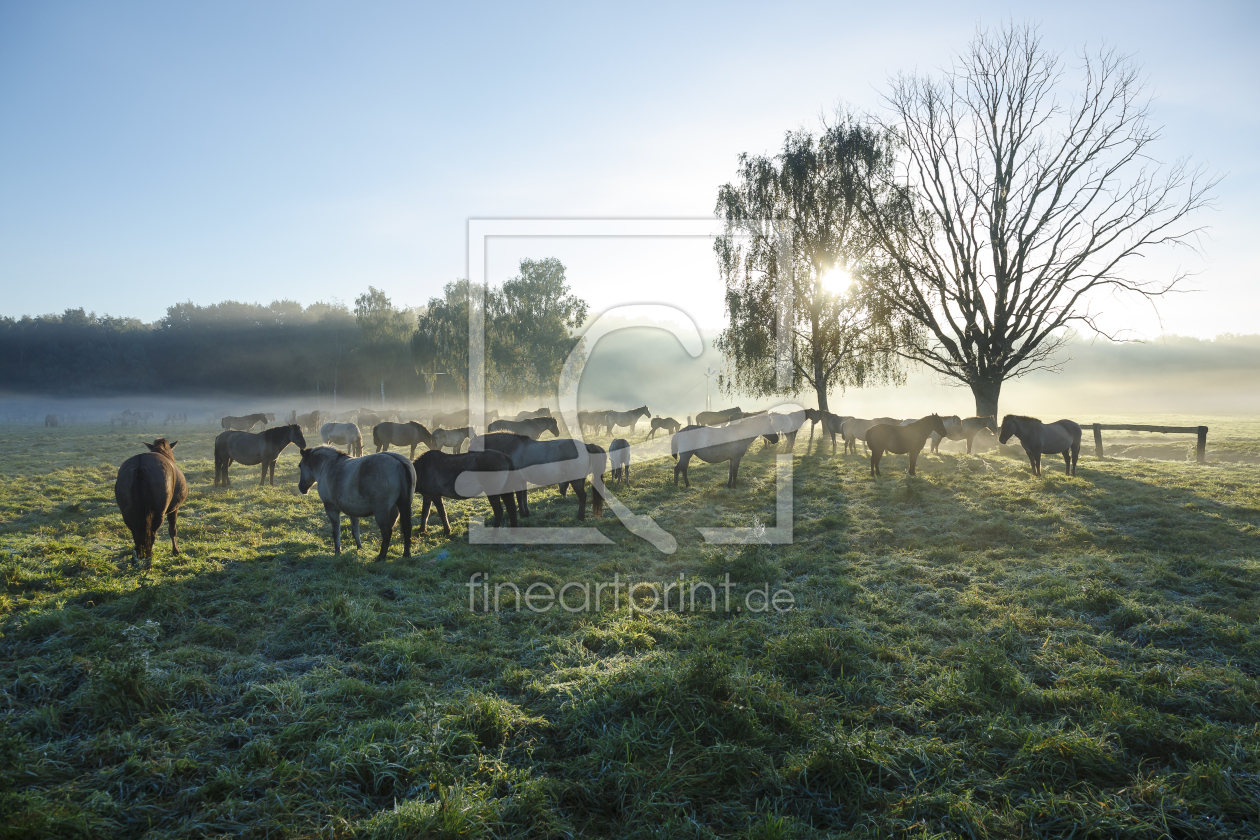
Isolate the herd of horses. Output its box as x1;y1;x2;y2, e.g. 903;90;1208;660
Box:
112;402;1084;564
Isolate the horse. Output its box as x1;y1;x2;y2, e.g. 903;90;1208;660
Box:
412;449;519;536
671;414;775;489
578;410;612;436
929;415;997;454
766;409;809;450
515;407;552;421
609;438;631;484
298;446;415;560
355;412;382;429
433;409;469;428
647;416;681;439
320;422;364;457
373;421;433;458
44;414;59;427
221;413;268;432
489;416;559;440
866;415;948;476
214;424;307;486
114;439;188;565
605;406;651;436
999;415;1082;476
472;433;606;520
841;417;898;455
695;406;742;426
430;426;472;453
296;410;327;433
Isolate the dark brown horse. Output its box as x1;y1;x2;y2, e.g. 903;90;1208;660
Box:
412;449;519;536
44;414;59;427
605;406;651;436
578;409;612;436
671;414;775;489
221;413;268;431
373;421;433;457
115;439;188;564
472;433;606;520
489;416;559;440
647;416;681;439
215;424;307;486
296;410;327;433
998;415;1081;476
695;406;742;426
867;415;948;476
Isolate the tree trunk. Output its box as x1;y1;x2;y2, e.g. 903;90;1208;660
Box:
971;376;1002;421
815;375;829;413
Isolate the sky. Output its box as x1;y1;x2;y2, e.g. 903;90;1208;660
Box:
1;0;1256;339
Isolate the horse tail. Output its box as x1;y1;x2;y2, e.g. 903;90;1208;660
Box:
131;465;158;558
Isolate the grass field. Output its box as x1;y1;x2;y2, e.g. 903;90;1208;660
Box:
1;422;1258;838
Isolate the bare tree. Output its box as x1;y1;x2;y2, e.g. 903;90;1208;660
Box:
866;23;1218;419
715;116;911;413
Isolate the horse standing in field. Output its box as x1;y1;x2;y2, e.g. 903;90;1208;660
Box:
671;414;775;489
695;406;742;427
841;417;899;455
221;413;269;432
298;447;415;560
296;410;326;433
604;407;651;436
647;416;681;439
214;424;307;486
489;416;559;440
44;414;59;427
432;409;468;428
578;410;612;436
998;415;1082;476
355;412;382;429
866;415;948;477
515;407;552;421
430;426;473;453
609;438;631;484
320;422;364;457
373;421;434;458
412;449;519;536
115;439;188;565
472;433;606;520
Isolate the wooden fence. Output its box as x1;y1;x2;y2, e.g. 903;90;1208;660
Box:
1087;423;1209;464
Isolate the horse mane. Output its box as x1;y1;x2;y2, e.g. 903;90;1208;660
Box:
1005;414;1041;424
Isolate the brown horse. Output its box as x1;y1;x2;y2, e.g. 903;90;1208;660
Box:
472;433;606;520
115;439;188;564
671;415;775;489
373;421;433;457
296;410;327;433
412;449;519;536
489;417;559;440
816;411;852;455
515;407;552;420
355;411;382;429
221;413;268;431
647;416;681;439
431;426;473;453
605;406;651;436
298;446;414;560
215;424;307;486
929;415;997;454
867;415;948;476
999;415;1081;476
44;414;59;427
695;406;742;426
578;409;612;436
842;416;899;455
433;408;469;428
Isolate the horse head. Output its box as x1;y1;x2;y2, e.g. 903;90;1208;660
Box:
998;415;1016;444
543;417;560;438
298;448;318;494
289;424;307;448
144;439;178;459
928;414;948;437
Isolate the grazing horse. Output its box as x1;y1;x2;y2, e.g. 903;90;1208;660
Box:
647;416;681;439
938;415;997;454
671;415;775;489
298;447;414;560
841;417;898;455
355;412;382;429
489;416;559;440
695;406;742;427
867;415;948;476
215;424;307;486
430;426;473;453
373;421;433;458
609;438;631;484
114;439;188;564
221;413;269;432
44;414;59;427
433;409;468;428
412;449;519;536
473;433;606;520
320;422;364;457
767;409;810;450
605;406;651;436
816;411;852;455
515;407;552;421
999;415;1082;476
296;410;327;433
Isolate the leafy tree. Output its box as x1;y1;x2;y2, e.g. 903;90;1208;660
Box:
715;116;911;412
354;287;417;406
412;280;476;399
489;258;588;403
865;23;1217;418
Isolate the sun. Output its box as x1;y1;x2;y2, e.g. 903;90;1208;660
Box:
820;266;853;293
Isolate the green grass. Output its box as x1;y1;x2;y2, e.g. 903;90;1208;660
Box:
1;423;1258;838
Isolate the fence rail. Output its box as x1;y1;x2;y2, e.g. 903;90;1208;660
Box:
1087;423;1209;464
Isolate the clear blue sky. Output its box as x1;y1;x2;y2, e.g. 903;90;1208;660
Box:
1;0;1256;338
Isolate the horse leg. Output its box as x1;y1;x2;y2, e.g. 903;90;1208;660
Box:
350;516;363;550
167;510;180;556
870;449;881;477
325;505;342;555
573;480;588;520
517;489;530;517
908;451;918;476
728;455;742;489
397;495;411;557
435;497;452;537
488;494;504;528
259;460;268;487
418;496;432;534
503;492;519;526
375;506;398;561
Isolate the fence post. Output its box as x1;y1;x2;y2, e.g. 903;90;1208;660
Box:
1196;426;1208;464
1093;424;1104;458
